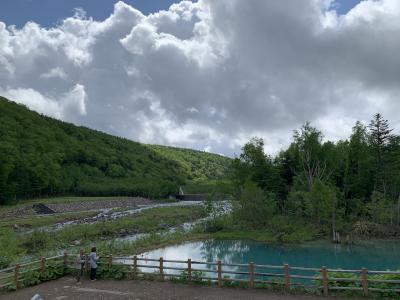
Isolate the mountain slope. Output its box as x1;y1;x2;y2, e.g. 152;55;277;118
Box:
0;97;230;204
148;145;231;182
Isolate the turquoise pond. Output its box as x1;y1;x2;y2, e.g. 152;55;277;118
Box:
136;239;400;281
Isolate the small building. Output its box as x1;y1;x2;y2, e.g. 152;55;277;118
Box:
175;194;206;201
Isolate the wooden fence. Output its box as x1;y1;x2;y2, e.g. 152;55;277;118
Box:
0;254;67;290
1;253;400;297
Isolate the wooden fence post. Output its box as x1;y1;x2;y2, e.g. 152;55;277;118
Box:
187;259;192;282
217;260;222;287
63;252;68;268
14;264;20;290
133;256;137;278
159;257;164;281
321;266;329;296
41;257;46;274
249;262;255;288
108;255;113;267
284;264;290;290
362;268;368;297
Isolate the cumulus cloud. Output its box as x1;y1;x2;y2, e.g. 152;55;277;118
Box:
0;84;87;121
1;0;400;156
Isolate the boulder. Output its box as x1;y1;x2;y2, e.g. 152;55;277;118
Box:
157;223;168;230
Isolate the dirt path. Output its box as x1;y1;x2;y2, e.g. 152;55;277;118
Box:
0;277;358;300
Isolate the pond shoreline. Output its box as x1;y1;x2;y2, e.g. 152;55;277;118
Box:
138;238;400;272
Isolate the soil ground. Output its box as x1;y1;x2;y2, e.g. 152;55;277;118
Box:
0;197;154;218
0;277;359;300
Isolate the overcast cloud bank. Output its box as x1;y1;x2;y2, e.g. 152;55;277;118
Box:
1;0;399;156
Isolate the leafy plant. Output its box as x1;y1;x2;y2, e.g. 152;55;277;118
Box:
22;269;41;287
40;262;69;281
98;264;126;280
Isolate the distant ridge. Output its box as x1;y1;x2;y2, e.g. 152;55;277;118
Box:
0;97;230;204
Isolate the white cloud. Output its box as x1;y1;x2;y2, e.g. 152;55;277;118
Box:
1;0;400;156
40;67;67;79
1;84;87;122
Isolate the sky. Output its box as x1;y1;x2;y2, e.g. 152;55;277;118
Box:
1;0;399;157
0;0;183;28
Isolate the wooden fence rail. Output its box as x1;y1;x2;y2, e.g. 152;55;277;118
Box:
1;253;400;296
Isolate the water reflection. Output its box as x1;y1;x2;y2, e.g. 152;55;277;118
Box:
139;239;400;277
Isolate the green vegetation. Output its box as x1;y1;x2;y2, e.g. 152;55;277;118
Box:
149;145;230;182
202;213;318;243
0;205;206;268
220;114;400;241
3;260;70;291
95;231;208;259
0;97;230;204
318;271;400;298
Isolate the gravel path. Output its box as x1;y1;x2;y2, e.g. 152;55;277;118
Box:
0;277;359;300
46;197;153;213
0;198;155;219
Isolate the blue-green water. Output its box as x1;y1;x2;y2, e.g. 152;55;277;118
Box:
138;239;400;282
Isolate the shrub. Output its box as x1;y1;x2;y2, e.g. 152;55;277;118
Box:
22;270;41;287
22;230;51;253
98;264;126;280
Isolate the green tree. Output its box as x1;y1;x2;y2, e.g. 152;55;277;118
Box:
342;122;374;217
368;113;393;196
233;181;277;229
291;122;327;191
231;137;281;196
304;180;337;229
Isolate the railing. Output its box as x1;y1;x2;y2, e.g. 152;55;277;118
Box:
1;253;400;297
0;254;67;290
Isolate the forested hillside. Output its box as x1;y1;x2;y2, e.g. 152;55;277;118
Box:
0;97;230;204
148;145;230;181
229;114;400;239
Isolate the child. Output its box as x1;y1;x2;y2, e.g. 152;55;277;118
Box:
75;249;85;283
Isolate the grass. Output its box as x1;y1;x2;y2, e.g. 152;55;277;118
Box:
201;214;320;244
46;206;206;247
95;231;210;257
0;205;207;268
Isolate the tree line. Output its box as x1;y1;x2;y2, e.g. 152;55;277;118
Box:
231;113;400;239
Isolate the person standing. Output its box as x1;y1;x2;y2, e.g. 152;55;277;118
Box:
75;249;85;283
89;247;99;281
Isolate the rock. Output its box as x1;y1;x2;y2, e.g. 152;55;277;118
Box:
13;224;20;230
73;240;81;246
157;223;168;230
32;203;55;214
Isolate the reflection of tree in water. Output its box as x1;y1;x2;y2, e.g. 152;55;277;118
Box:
200;240;250;263
198;240;252;277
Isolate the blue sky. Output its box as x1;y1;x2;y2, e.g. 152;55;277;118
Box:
0;0;362;28
0;0;183;28
333;0;364;14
